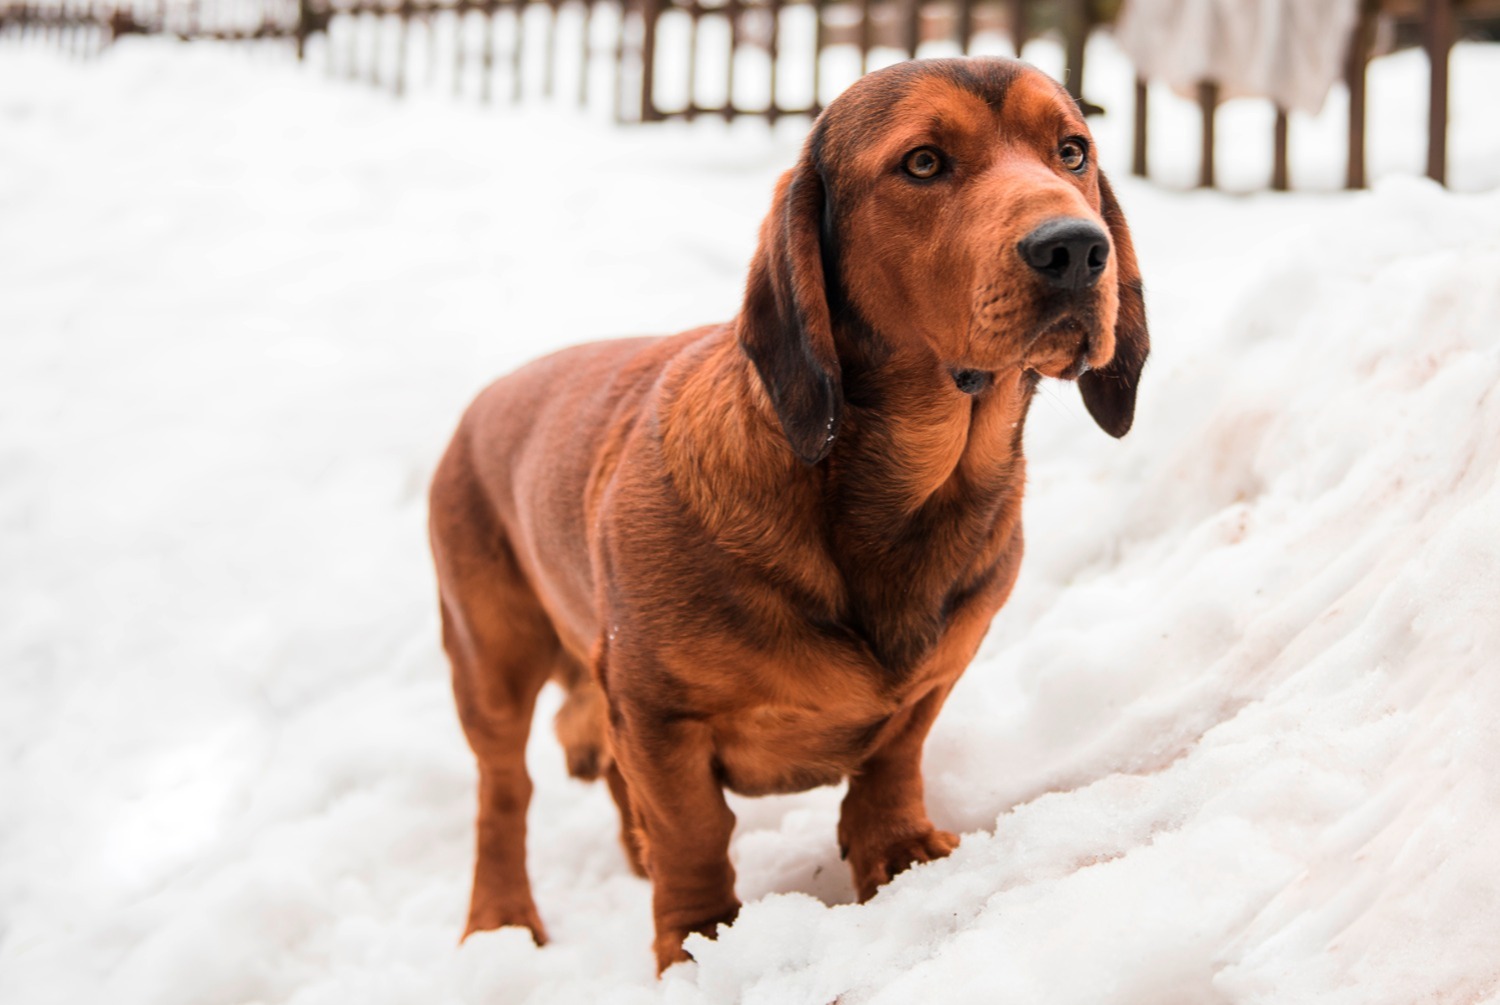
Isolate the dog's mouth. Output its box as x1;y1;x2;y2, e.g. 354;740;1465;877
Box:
1025;316;1097;380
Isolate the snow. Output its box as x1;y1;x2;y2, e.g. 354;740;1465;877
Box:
3;30;1499;1005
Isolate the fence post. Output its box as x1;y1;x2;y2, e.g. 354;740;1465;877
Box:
768;0;782;120
722;0;738;119
512;0;525;103
811;0;825;110
393;0;412;94
453;0;468;96
636;0;663;121
1196;80;1217;188
480;0;497;104
856;0;869;74
294;0;310;59
955;0;971;54
578;0;592;106
1271;106;1289;190
1344;0;1374;189
369;2;384;86
1007;0;1026;54
1060;0;1086;104
1131;76;1147;178
1425;0;1453;185
542;0;558;97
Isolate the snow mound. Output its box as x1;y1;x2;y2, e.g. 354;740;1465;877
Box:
662;178;1500;1005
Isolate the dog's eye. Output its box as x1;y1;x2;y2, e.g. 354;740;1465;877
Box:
902;147;944;180
1059;138;1089;172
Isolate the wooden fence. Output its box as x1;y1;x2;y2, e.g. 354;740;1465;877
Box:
2;0;1493;188
0;0;1112;120
1156;0;1489;190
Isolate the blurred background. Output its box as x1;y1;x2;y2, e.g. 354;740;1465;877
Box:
3;3;1500;1004
4;0;1500;189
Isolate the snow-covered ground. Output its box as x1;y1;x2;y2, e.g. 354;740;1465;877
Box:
2;31;1499;1005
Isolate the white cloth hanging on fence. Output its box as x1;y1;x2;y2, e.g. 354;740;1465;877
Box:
1115;0;1360;115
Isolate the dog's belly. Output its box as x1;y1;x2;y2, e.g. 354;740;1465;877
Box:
710;704;891;797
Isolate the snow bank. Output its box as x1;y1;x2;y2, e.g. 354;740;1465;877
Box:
668;177;1500;1005
2;35;1498;1005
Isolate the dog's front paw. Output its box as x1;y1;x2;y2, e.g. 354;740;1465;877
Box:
464;898;548;946
652;903;740;974
846;826;959;902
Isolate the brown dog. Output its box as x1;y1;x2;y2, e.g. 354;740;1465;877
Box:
429;56;1148;972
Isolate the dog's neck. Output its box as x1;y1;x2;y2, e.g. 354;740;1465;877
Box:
663;330;1034;674
819;337;1034;671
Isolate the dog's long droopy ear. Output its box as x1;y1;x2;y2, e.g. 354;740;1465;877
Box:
1080;171;1150;438
738;159;842;464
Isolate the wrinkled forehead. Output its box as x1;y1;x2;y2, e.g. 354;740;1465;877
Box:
811;59;1086;182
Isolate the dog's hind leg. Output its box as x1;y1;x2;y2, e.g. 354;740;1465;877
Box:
553;653;646;877
552;656;611;782
438;579;555;944
431;455;557;944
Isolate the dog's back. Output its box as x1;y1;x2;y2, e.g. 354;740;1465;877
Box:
430;330;714;660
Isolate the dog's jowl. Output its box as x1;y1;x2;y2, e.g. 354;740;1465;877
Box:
429;56;1148;973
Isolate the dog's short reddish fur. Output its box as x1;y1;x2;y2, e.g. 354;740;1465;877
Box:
429;57;1148;971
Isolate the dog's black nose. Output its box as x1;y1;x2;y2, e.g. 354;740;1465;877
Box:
1018;218;1110;290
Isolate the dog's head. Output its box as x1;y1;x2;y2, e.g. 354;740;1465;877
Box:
738;57;1149;464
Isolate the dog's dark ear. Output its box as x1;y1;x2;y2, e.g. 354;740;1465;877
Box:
1080;171;1149;438
738;159;842;464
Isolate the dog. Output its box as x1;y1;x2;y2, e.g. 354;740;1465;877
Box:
428;55;1148;972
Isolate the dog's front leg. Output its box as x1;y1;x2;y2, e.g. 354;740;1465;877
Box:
837;683;959;902
613;711;740;973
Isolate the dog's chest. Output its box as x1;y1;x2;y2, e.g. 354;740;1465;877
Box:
702;555;1008;798
706;630;971;797
710;701;880;796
